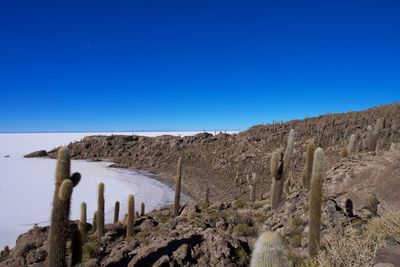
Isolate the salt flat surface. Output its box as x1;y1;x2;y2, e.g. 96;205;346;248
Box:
0;131;235;247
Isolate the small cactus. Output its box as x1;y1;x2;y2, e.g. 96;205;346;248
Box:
247;173;257;202
79;202;87;244
47;147;80;267
126;194;135;238
304;140;315;189
340;147;348;158
140;202;145;217
234;169;239;186
114;201;120;224
308;147;325;258
173;157;183;217
250;231;286;267
97;183;105;240
204;188;209;204
70;227;82;266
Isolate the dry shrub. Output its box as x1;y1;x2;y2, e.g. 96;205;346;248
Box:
365;210;400;242
316;225;382;267
305;210;400;267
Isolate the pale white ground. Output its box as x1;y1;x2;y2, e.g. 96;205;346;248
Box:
0;131;236;248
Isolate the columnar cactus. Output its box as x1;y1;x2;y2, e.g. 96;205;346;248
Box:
304;140;315;189
204;188;209;204
234;169;239;186
250;231;286;267
271;129;295;209
126;194;135;238
247;173;257;202
308;148;325;258
47;147;81;267
366;120;381;152
92;211;97;234
173;157;183;217
347;133;356;155
114;201;120;224
70;227;82;266
140;202;145;217
271;150;283;209
79;202;87;244
97;183;105;240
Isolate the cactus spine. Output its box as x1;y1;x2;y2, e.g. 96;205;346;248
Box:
308;148;325;258
114;201;120;224
97;183;105;240
126;194;135;238
47;147;81;267
173;157;183;217
79;202;87;244
140;202;145;217
247;173;257;202
70;227;82;266
250;231;286;267
304;140;315;189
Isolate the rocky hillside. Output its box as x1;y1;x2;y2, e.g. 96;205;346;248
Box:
3;149;400;266
26;102;400;202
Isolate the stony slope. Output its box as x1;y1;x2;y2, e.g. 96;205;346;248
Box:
3;150;400;266
26;102;400;202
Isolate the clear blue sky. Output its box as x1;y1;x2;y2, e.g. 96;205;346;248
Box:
0;1;399;132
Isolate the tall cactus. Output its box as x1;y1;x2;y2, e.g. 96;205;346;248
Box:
173;157;183;217
97;183;105;240
366;119;382;152
140;202;145;217
271;150;283;209
126;194;135;238
271;129;295;209
47;147;81;267
79;202;87;244
250;231;286;267
304;140;315;189
114;201;120;224
92;211;97;234
308;148;325;258
70;227;82;266
247;173;257;202
347;133;356;155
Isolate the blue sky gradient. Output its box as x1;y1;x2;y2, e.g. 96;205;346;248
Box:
0;1;399;132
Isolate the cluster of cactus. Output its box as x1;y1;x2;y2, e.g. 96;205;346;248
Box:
47;147;81;267
250;231;286;267
0;246;10;259
173;157;183;217
271;129;295;209
246;173;257;202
